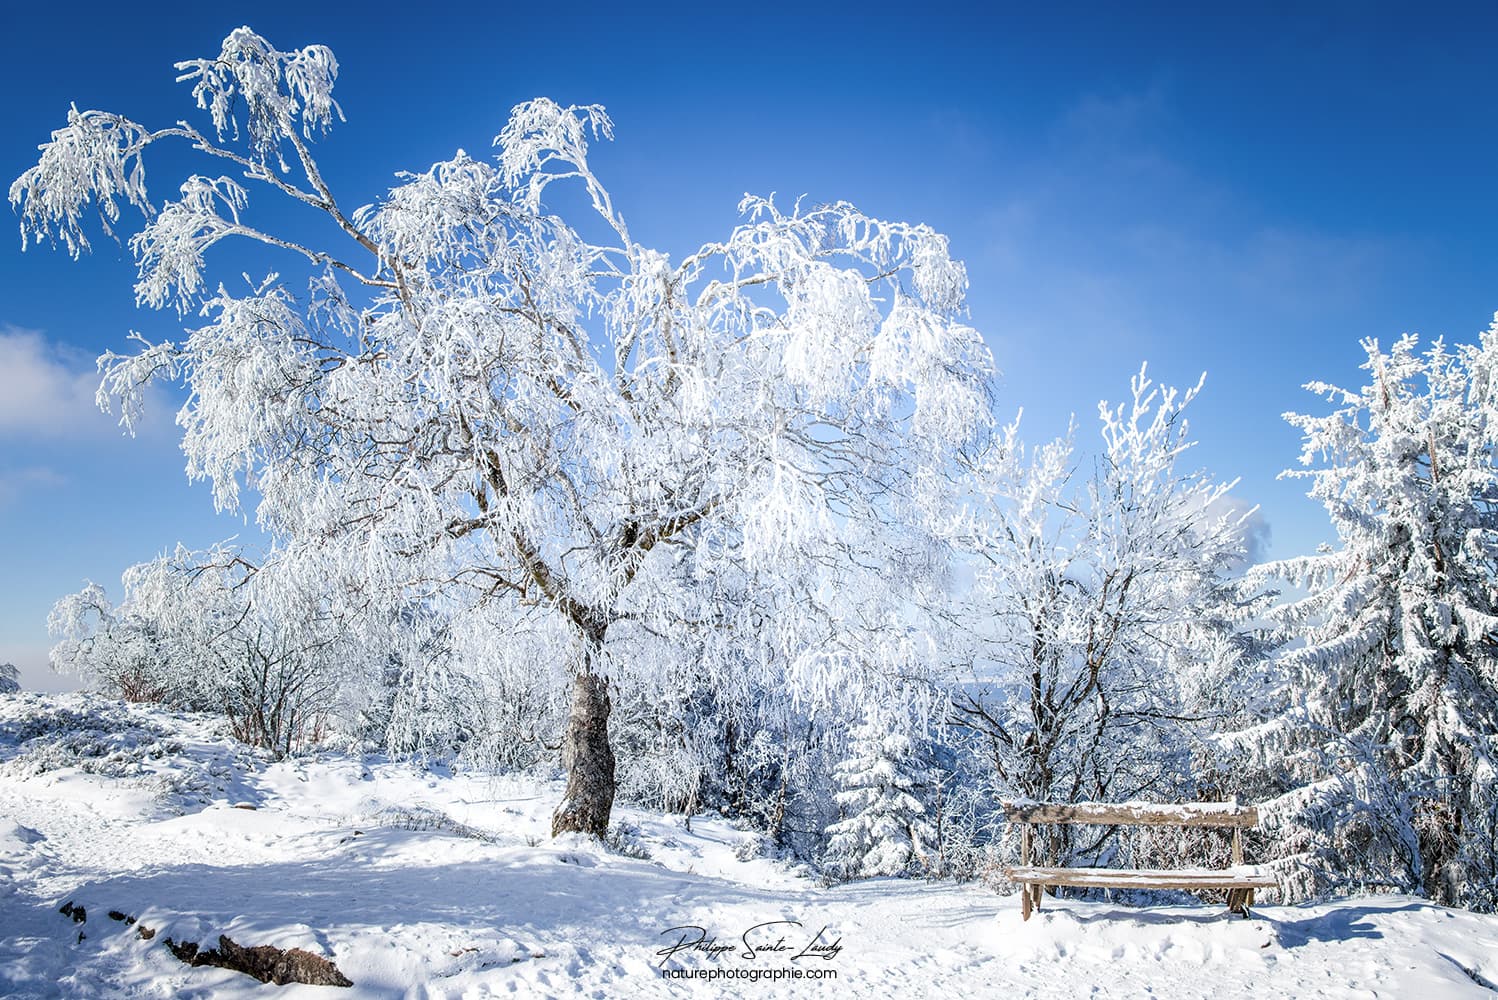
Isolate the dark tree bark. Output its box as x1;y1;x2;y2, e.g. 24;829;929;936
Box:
551;662;616;838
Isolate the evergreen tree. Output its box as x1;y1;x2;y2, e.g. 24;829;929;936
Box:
1244;330;1498;910
826;705;935;878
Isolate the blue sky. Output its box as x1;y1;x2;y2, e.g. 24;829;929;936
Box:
3;3;1497;689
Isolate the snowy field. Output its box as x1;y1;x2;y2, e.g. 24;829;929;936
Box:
2;694;1496;999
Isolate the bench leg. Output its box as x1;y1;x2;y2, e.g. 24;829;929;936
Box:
1032;884;1044;912
1227;888;1252;916
1021;885;1032;921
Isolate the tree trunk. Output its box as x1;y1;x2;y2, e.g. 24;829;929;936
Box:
551;665;616;838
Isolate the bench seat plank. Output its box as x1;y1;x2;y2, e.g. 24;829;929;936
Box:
1003;800;1258;827
1004;864;1277;890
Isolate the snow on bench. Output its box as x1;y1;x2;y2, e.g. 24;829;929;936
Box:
1003;866;1279;891
1001;800;1276;920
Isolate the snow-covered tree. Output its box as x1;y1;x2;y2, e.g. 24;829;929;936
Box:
942;369;1254;864
49;543;377;756
49;571;202;706
0;663;19;695
12;27;992;836
1244;331;1498;910
826;703;936;878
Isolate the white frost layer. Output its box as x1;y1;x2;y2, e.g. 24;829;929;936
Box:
1005;864;1278;888
1004;799;1257;823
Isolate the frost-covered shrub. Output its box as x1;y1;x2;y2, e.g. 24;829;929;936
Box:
611;678;717;815
0;697;172;775
0;694;260;813
49;545;385;758
380;602;569;771
734;833;771;862
361;802;495;842
604;820;653;860
148;766;222;810
920;755;1004;882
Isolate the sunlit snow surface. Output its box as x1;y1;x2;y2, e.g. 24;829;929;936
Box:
2;693;1496;999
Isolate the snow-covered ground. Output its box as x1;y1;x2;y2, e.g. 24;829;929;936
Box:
1;694;1495;999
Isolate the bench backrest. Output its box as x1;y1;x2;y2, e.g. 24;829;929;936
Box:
1002;800;1257;828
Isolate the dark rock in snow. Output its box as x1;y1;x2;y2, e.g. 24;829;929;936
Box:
164;934;353;987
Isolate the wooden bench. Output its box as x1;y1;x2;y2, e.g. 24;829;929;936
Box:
1002;800;1277;920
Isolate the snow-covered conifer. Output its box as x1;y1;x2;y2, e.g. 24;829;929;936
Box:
826;703;936;878
1244;329;1498;910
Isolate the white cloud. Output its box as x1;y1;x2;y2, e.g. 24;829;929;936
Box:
0;465;66;507
1200;491;1272;568
0;327;112;437
0;326;172;439
1056;83;1173;149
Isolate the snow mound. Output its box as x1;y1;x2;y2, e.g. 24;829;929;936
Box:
0;819;46;858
